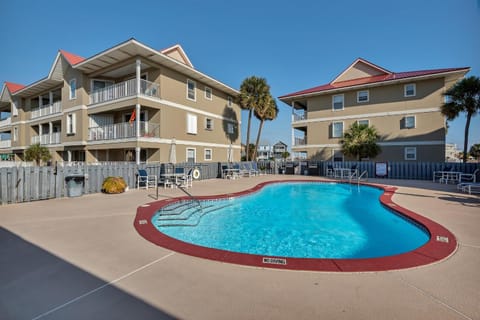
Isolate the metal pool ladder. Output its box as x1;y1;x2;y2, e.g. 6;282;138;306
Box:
350;170;368;185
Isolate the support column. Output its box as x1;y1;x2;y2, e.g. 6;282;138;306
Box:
38;124;43;144
49;122;53;144
291;102;295;151
135;59;142;165
136;59;141;95
135;147;141;165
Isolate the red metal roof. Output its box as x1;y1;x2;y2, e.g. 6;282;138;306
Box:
279;67;470;99
59;49;85;65
5;81;26;93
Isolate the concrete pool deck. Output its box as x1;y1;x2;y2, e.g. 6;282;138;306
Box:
0;175;479;319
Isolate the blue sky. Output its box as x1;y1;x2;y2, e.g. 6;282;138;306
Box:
1;0;479;151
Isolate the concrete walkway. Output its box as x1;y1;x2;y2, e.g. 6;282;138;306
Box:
0;175;479;320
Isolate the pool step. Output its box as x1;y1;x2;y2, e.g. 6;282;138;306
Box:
156;203;233;227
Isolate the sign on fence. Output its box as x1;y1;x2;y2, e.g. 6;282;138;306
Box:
375;162;388;177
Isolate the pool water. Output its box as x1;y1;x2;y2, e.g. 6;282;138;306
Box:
153;182;430;259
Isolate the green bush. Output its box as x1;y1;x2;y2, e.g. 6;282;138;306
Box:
101;176;127;194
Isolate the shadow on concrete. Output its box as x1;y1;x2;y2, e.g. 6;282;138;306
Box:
0;227;177;320
436;194;480;208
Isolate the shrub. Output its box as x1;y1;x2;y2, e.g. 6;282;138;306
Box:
102;176;127;194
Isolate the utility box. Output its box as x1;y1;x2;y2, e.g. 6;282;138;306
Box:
65;173;85;197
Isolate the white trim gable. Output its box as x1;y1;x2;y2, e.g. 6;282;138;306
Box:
332;58;392;83
160;44;194;68
0;83;9;102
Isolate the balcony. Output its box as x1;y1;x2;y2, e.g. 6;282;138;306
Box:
0;139;11;149
31;132;61;145
0;117;11;129
294;137;306;146
31;101;62;119
292;111;307;122
88;121;159;141
89;79;160;105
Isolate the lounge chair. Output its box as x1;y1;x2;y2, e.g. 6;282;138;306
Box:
137;169;157;189
461;183;480;195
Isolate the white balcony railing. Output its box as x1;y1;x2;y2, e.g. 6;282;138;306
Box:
31;101;62;119
294;137;306;146
0;140;11;149
31;132;61;145
292;112;307;122
88;121;159;141
0;117;11;128
89;79;160;105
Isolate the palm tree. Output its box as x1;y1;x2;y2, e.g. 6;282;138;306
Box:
24;143;52;166
238;76;270;161
341;123;381;161
469;143;480;160
441;76;480;163
252;94;279;160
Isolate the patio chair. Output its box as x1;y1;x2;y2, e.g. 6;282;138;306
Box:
250;162;260;176
350;164;358;176
178;169;193;188
460;168;479;183
326;164;334;178
137;169;157;189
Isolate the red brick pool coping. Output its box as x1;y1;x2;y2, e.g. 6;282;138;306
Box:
133;180;457;272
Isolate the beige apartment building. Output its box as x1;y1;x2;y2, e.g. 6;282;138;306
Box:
0;38;241;164
279;58;469;162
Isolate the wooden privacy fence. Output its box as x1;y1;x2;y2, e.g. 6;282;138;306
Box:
1;161;478;205
0;161;221;205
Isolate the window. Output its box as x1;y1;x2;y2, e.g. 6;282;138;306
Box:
357;119;369;127
331;121;343;138
405;147;417;160
404;83;416;97
404;116;416;129
187;79;196;101
227;122;234;134
227;96;232;107
205;118;213;130
332;149;344;162
67;113;76;135
187;114;197;134
69;79;77;100
357;90;369;103
204;148;212;161
186;148;196;163
204;87;212;100
91;79;114;91
13;127;18;142
332;94;344;111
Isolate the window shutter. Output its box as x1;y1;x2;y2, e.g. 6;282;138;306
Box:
187;114;197;134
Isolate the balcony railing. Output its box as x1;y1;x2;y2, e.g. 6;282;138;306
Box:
31;101;62;119
88;121;159;141
0;140;11;148
294;137;306;146
0;117;11;128
89;79;160;105
292;112;307;122
31;132;61;145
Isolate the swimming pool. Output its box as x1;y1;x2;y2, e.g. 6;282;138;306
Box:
134;180;457;271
